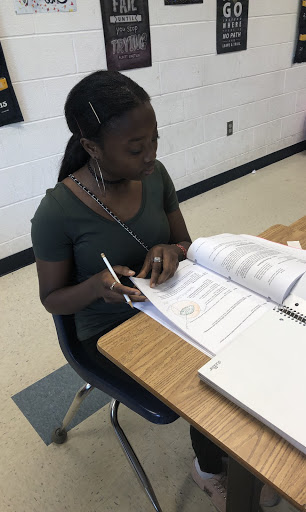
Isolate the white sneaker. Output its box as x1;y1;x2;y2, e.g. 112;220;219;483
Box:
191;458;280;511
191;459;227;512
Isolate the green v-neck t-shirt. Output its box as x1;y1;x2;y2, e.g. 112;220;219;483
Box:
31;160;179;341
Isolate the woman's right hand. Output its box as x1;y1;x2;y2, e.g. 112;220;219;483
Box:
92;266;147;303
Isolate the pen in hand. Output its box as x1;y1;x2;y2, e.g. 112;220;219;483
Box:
101;253;134;309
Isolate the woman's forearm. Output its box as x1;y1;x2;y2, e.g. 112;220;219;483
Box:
42;275;99;315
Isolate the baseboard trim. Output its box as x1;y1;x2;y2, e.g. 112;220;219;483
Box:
1;141;305;277
176;140;306;203
0;247;35;277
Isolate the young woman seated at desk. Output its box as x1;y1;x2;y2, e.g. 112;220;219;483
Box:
31;71;277;512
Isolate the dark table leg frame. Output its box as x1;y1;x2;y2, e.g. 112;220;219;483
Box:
226;458;264;512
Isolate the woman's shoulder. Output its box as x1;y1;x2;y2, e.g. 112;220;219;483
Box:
150;160;178;213
154;159;167;176
152;159;175;188
45;182;70;204
31;183;74;260
148;160;170;186
32;183;69;223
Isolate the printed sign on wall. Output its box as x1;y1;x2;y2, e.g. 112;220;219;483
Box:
15;0;77;14
164;1;203;4
100;0;152;71
294;0;306;63
0;43;23;127
217;0;249;54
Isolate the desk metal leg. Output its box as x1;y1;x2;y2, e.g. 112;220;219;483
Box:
226;458;263;512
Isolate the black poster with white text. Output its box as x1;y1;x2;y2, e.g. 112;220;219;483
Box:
100;0;152;71
0;43;23;127
294;0;306;63
217;0;249;54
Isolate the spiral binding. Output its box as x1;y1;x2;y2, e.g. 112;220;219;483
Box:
274;305;306;325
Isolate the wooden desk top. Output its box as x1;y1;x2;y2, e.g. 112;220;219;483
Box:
259;217;306;248
98;219;306;511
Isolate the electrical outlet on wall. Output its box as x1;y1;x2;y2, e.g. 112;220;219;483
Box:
227;121;233;136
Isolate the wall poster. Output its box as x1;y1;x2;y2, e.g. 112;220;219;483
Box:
0;43;23;127
15;0;77;14
217;0;249;54
100;0;152;72
0;43;23;126
164;1;203;4
294;0;306;63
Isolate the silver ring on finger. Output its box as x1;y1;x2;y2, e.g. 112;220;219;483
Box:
110;281;117;291
153;256;162;263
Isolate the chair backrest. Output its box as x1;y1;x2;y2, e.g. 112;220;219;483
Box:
52;314;100;385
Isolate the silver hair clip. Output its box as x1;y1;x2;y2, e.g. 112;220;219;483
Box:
89;102;101;124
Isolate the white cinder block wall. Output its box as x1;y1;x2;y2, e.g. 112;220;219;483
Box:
0;0;306;259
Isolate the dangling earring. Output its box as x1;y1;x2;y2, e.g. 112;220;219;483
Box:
90;161;101;193
94;157;106;195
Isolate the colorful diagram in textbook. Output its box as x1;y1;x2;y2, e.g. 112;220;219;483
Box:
170;301;204;328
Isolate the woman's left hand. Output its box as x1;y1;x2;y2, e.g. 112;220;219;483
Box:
136;244;182;287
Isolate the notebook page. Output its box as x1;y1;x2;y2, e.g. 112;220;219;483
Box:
187;234;306;304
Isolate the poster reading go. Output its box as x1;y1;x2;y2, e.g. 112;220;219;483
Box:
100;0;152;71
217;0;249;54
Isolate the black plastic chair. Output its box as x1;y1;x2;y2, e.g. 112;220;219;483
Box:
51;314;179;512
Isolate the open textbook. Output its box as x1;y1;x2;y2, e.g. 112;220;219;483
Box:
131;234;306;357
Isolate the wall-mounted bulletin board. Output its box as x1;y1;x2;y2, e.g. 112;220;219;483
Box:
217;0;249;54
100;0;152;71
